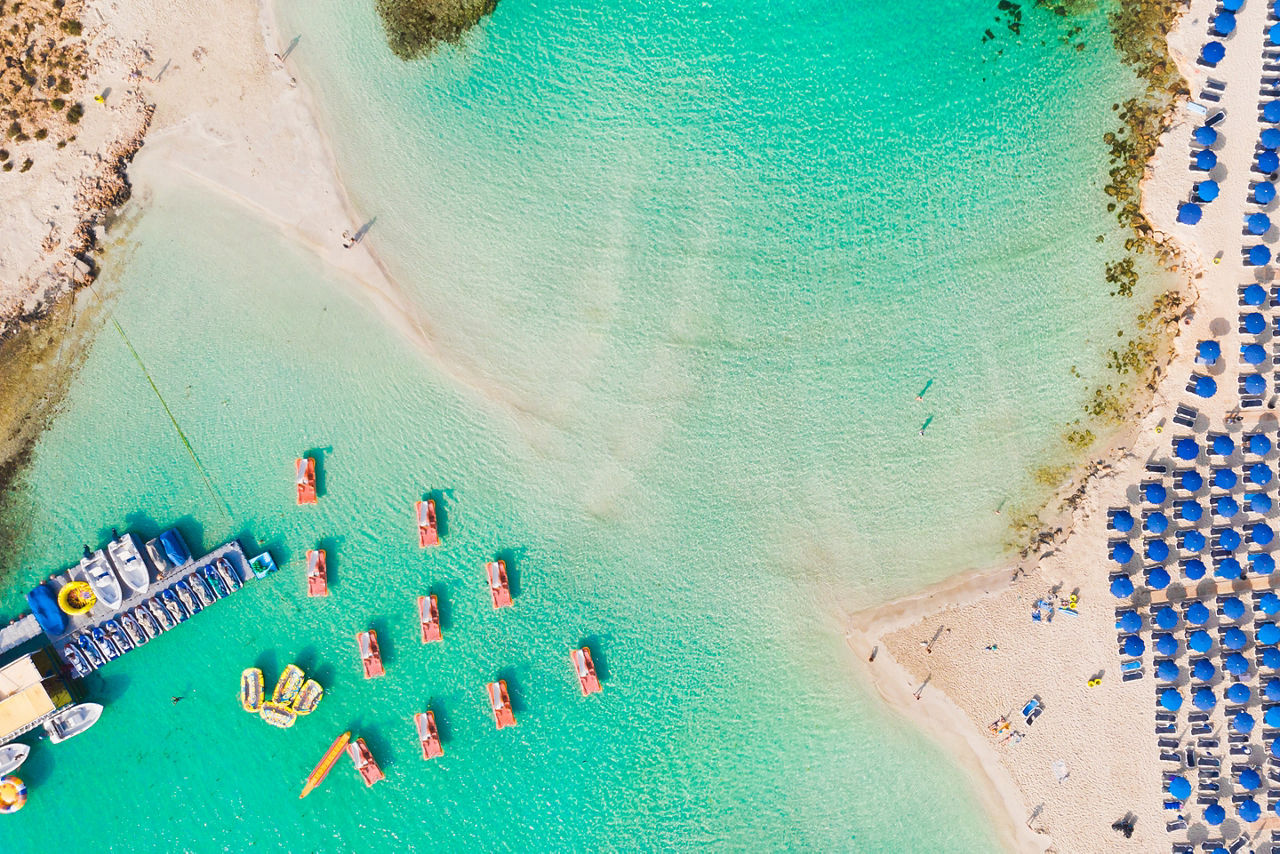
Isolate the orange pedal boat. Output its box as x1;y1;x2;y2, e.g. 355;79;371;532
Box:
417;594;442;643
347;737;384;787
572;647;602;696
295;457;317;505
357;630;385;678
306;549;328;597
487;680;516;729
415;499;439;548
414;710;443;759
486;560;512;609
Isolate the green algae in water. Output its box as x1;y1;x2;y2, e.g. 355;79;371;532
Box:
374;0;496;59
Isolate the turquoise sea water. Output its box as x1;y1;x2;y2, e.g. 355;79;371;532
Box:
0;1;1156;849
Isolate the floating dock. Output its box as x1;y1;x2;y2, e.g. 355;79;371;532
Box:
0;616;42;659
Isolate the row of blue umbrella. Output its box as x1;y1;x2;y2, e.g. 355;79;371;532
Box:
1141;466;1275;499
1169;431;1274;459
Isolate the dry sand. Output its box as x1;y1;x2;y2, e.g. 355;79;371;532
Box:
850;0;1280;851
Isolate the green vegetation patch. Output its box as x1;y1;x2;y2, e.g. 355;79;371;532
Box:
374;0;498;60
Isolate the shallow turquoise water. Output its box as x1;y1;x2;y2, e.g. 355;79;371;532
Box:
0;1;1153;849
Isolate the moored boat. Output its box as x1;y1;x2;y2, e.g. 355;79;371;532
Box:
0;744;29;776
188;571;215;607
572;647;602;695
346;737;384;786
134;605;160;638
92;626;120;660
486;560;512;609
487;680;516;729
416;499;439;548
148;596;175;630
306;549;328;597
79;550;123;611
62;643;92;677
202;564;228;598
215;557;242;592
240;668;264;713
357;630;385;679
161;588;188;622
259;701;297;729
272;664;305;705
249;551;278;579
28;583;67;635
296;457;317;505
300;731;351;798
76;634;104;668
145;538;170;577
292;680;323;715
158;528;191;567
106;531;150;595
418;594;442;643
414;710;443;759
45;702;103;743
173;579;201;614
119;612;147;647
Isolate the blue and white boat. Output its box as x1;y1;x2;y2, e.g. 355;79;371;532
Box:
103;619;132;652
202;564;228;598
161;589;188;622
119;612;147;647
158;529;191;567
133;605;161;638
63;642;93;676
174;579;201;614
76;633;104;668
148;597;175;630
216;557;242;592
92;626;120;661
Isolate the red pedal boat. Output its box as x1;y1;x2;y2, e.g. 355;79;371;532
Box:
417;594;442;643
347;737;384;787
572;647;602;695
295;457;317;505
486;560;512;609
415;499;439;548
357;630;385;678
414;710;443;759
487;680;516;729
306;549;328;597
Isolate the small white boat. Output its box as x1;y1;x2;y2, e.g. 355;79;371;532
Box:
107;532;150;595
78;550;122;611
45;703;103;744
0;743;29;775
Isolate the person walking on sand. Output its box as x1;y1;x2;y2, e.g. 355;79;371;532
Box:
341;230;354;249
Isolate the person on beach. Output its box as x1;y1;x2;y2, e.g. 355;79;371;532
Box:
341;230;354;249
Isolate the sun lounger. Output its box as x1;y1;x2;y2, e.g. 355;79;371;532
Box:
1157;722;1176;734
1229;742;1250;753
1198;738;1219;749
1121;659;1143;671
1201;756;1220;768
1158;737;1180;748
1202;782;1221;793
1163;750;1184;763
1190;712;1209;723
1157;712;1177;722
1122;670;1143;683
1192;723;1212;735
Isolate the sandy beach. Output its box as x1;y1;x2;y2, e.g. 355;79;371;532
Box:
850;0;1280;851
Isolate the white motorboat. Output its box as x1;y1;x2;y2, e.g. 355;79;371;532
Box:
78;550;122;611
107;532;150;595
45;703;103;744
0;743;30;775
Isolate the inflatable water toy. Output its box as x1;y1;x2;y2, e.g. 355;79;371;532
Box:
57;580;96;616
415;711;443;760
487;680;516;729
418;594;442;643
572;647;602;696
306;549;327;597
357;631;384;679
347;738;384;786
272;664;304;705
260;701;297;729
0;776;26;814
295;457;317;504
300;732;350;798
29;583;67;634
240;668;264;713
486;560;512;609
292;680;323;715
416;499;439;548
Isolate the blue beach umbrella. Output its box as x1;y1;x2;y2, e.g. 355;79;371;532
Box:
1188;601;1211;625
1176;436;1201;460
1203;41;1226;64
1256;181;1276;203
1160;687;1183;710
1184;557;1207;579
1261;150;1280;174
1177;203;1202;225
1250;433;1273;455
1265;647;1280;669
1147;566;1171;590
1197;149;1218;170
1245;312;1268;334
1241;768;1262;790
1112;508;1135;531
1213;12;1236;35
1224;597;1245;620
1251;463;1274;485
1265;129;1280;151
1264;592;1280;614
1190;631;1214;654
1227;653;1251;676
1194;375;1218;398
1220;528;1242;551
1216;496;1240;518
1111;542;1134;564
1123;635;1145;657
1179;500;1202;521
1168;774;1191;800
1147;539;1170;562
1241;798;1262;823
1146;482;1167;504
1193;658;1216;681
1181;469;1204;491
1217;556;1243;580
1194;686;1216;708
1155;605;1179;630
1254;522;1275;544
1199;179;1222;201
1267;101;1280;123
1206;802;1226;826
1194;125;1218;146
1246;373;1268;395
1214;467;1238;489
1251;213;1274;235
1268;707;1280;728
1183;530;1207;553
1244;342;1268;363
1117;610;1141;632
1156;633;1178;656
1224;0;1243;9
1110;574;1134;598
1245;284;1268;307
1228;683;1253;705
1225;627;1248;650
1145;512;1169;534
1156;659;1180;682
1252;553;1276;574
1266;678;1280;701
1274;739;1280;759
1213;434;1236;455
1261;623;1280;645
